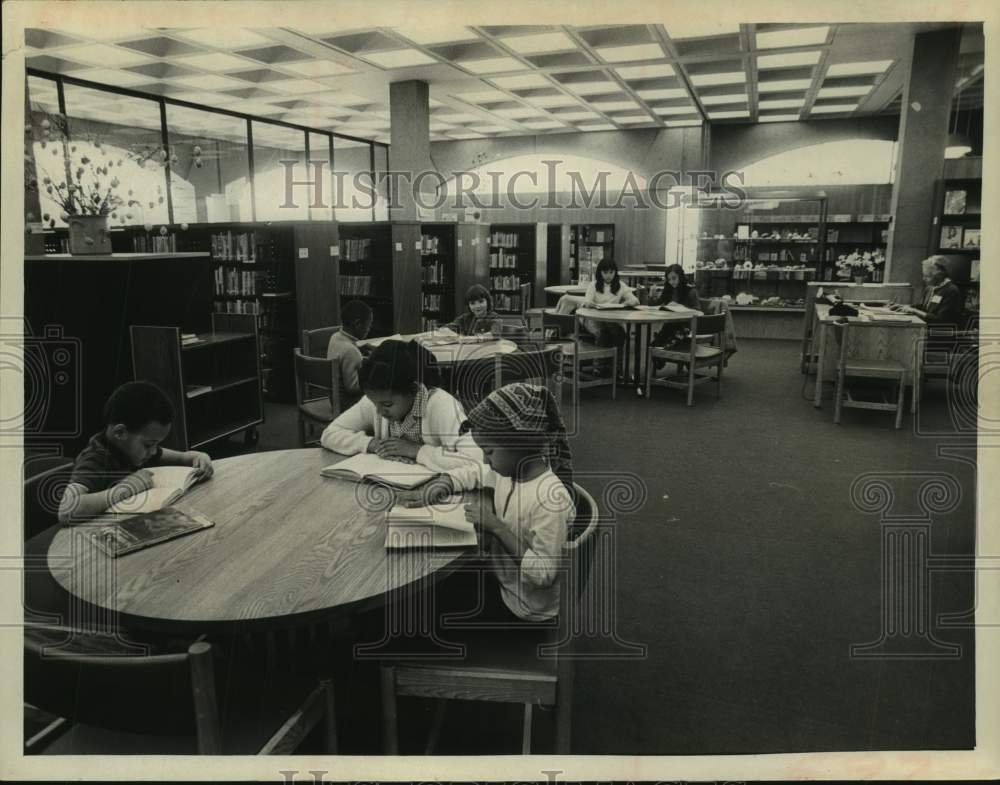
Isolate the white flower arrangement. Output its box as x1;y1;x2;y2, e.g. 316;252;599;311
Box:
835;249;886;278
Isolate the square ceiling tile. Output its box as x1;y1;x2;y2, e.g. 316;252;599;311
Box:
652;105;697;116
280;59;356;77
220;87;281;101
491;73;551;89
810;103;857;113
826;60;893;76
615;63;675;80
525;51;594;68
816;85;873;99
25;29;83;48
548;110;600;121
637;88;688;100
664;22;740;40
436;112;482;123
363;49;437;68
614;114;653;123
521;120;565;129
398;25;475;45
709;110;749;119
58;43;157;68
492;106;545;118
174;52;257;72
500;31;576;54
266;79;329;94
236;44;313;64
469;124;510;133
755;25;829;49
454;88;509;103
173;29;274;49
577;122;616;131
758;78;813;92
449;131;486;139
125;61;201;80
759;114;801;123
595;43;665;63
457;56;527;74
673;35;742;58
590;98;639;111
227;68;292;83
25;54;90;73
524;93;579;107
689;71;745;87
758;98;805;109
757;50;822;69
480;25;558;36
324;30;400;53
70;68;153;87
117;35;204;58
576;25;654;48
169;74;249;91
665;119;702;127
700;93;748;105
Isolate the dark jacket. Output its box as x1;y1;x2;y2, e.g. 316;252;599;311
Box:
919;279;964;326
654;284;701;310
448;309;503;336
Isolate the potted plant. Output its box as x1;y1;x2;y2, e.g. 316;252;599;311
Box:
835;250;885;284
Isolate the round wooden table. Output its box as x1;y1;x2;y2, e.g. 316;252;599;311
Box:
544;284;587;296
47;449;470;632
422;337;519;364
575;306;695;391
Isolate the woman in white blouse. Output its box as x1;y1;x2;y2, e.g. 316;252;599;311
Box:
581;259;639;376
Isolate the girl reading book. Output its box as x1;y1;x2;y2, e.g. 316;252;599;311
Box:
581;259;639;377
651;263;700;350
320;340;483;494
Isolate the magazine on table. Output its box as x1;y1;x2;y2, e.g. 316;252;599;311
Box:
86;507;214;558
321;453;437;490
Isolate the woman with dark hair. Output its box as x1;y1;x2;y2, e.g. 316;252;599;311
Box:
651;263;701;349
446;284;503;336
320;340;482;495
581;259;639;376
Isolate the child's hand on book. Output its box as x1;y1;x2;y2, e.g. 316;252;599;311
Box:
185;451;213;479
396;476;455;508
376;438;421;461
112;469;154;504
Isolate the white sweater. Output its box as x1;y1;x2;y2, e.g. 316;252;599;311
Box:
584;280;640;306
319;390;484;491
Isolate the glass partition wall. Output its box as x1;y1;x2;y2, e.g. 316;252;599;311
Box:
25;71;388;227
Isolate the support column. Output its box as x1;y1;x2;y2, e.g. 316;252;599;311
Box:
388;80;435;222
886;27;963;289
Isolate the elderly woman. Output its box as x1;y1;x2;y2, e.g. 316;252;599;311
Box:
893;256;964;326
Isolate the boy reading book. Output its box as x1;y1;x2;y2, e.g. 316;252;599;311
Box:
58;382;213;524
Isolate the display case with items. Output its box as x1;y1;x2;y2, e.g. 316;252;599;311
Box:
933;178;981;256
570;224;615;283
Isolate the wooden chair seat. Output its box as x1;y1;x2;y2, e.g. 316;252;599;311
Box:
652;344;723;361
646;313;727;406
298;397;335;423
294;350;342;446
832;321;908;429
843;358;907;376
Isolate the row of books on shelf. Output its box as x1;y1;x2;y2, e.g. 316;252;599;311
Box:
731;268;817;280
422;261;448;285
132;234;177;253
421;317;442;332
341;275;375;296
572;245;605;262
748;250;815;263
213;299;260;315
342;238;372;261
211;231;256;262
419;234;441;253
827;229;888;243
576;227;612;243
490;251;519;269
214;267;257;296
489;232;520;248
422;293;445;312
742;214;820;224
491;274;525;292
493;293;523;313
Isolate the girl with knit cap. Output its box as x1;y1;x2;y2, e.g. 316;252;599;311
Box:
458;383;576;623
446;284;503;337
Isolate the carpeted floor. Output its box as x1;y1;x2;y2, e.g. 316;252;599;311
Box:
201;338;976;755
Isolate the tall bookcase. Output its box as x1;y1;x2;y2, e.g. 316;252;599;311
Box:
418;223;458;331
338;223;395;337
488;223;545;314
570;223;615;283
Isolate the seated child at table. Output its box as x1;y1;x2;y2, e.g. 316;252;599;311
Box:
58;381;213;524
582;259;639;377
446;284;503;337
320;340;483;495
651;263;700;354
326;299;374;409
451;383;576;623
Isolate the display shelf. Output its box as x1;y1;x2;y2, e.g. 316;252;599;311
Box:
419;224;458;327
569;223;614;283
489;223;538;314
338;223;395;337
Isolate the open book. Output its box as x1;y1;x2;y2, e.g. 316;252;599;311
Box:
87;507;214;558
321;453;437;490
108;465;204;516
384;496;477;549
660;303;704;315
589;302;638;310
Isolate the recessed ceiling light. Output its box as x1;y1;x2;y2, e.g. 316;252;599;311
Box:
616;115;652;124
637;88;688;100
454;89;509;103
826;60;893;76
522;120;564;129
169;74;247;91
171;52;254;72
469;124;509;133
758;98;805;109
72;68;152;87
590;99;639;111
401;26;473;45
709;110;750;119
810;104;857;114
758;79;813;93
363;49;436;68
615;63;675;79
758;114;800;123
653;105;696;115
816;85;873;98
525;94;578;107
457;56;527;74
665;119;703;127
493;106;544;118
437;112;481;122
665;22;740;40
689;71;745;87
566;81;619;96
176;29;273;49
500;32;575;54
265;79;326;94
491;73;550;89
595;44;665;63
577;123;616;131
700;93;746;105
755;26;829;49
450;131;486;139
282;60;355;77
59;44;154;68
758;51;822;69
554;111;600;121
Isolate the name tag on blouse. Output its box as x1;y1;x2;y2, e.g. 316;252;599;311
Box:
930;295;943;304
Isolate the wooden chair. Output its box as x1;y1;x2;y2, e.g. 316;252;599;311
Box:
302;325;342;358
495;345;563;402
448;355;499;414
23;456;73;541
645;313;726;406
380;483;600;755
293;349;342;446
24;626;337;755
831;321;908;429
541;311;616;410
521;281;546;333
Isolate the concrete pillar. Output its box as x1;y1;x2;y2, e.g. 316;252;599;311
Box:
388;80;435;221
886;27;963;289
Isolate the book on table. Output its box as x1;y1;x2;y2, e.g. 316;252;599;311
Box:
589;302;637;310
659;303;704;315
384;496;478;549
107;465;206;516
86;507;214;558
321;453;437;490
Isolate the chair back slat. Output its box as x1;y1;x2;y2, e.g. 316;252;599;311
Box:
519;283;532;315
692;313;727;336
23;459;74;541
294;350;341;415
302;326;341;358
543;311;576;341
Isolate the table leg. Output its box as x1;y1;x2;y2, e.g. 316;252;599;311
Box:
622;324;632;383
813;321;827;407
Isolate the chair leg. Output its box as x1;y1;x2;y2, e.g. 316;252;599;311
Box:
834;368;845;424
610;350;617;399
686;358;696;406
297;414;307;447
321;677;338;754
380;666;399;754
522;703;533;754
717;358;723;398
645;350;653;399
895;374;905;429
425;699;447;755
